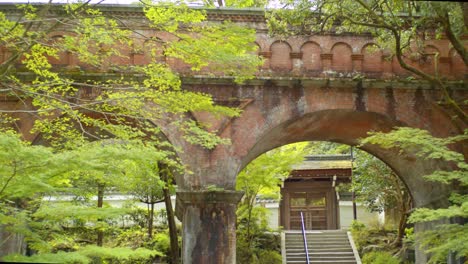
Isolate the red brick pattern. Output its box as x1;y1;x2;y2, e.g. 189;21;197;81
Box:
1;14;466;80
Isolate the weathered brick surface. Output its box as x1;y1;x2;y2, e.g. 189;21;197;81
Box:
155;78;465;218
1;8;466;80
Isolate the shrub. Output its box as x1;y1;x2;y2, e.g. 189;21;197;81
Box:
152;232;170;254
362;251;400;264
350;220;366;232
257;250;282;264
350;221;370;252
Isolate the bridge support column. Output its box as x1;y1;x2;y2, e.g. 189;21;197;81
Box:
414;217;465;264
176;190;243;264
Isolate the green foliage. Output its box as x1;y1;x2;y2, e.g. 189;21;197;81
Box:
352;149;410;215
236;143;307;263
350;220;366;232
256;250;282;264
0;131;66;200
4;245;161;264
0;1;261;149
350;220;371;252
0;131;177;260
362;128;467;163
412;224;468;263
152;232;171;255
237;228;281;264
236;143;308;201
350;220;405;259
362;127;467;262
362;251;401;264
4;251;90;264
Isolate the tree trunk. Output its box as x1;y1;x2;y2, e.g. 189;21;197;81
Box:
390;175;411;248
97;184;104;247
392;207;408;248
164;184;179;263
246;196;255;249
161;168;180;264
148;202;154;239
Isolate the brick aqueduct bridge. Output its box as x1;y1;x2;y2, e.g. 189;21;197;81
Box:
1;5;467;264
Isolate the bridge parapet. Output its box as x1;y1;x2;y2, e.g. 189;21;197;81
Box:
0;4;465;80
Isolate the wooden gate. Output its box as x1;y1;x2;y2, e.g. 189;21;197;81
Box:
289;191;327;230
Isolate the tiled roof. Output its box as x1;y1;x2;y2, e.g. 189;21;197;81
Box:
292;155;353;170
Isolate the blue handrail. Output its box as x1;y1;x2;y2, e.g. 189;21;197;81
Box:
300;211;310;264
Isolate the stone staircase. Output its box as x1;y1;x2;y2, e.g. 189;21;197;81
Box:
281;230;361;264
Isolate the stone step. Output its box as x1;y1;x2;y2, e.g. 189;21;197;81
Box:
286;243;351;248
287;257;357;262
283;231;360;264
287;260;356;264
286;236;349;240
287;239;349;243
286;236;349;239
286;248;353;253
286;248;353;252
286;246;352;250
287;254;356;258
286;235;349;239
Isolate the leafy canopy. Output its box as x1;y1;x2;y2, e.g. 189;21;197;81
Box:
0;1;262;149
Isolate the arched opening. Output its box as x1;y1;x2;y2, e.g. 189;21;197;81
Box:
235;109;450;209
235;139;416;263
270;41;293;72
230;108;453;263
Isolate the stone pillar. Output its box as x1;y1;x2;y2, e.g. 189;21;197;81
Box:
320;53;333;74
290;52;303;75
438;56;451;77
176;190;244;264
259;51;272;71
351;54;363;72
0;227;26;257
381;54;393;78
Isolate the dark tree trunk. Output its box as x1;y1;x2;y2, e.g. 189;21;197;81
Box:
392;207;408;248
161;167;180;264
164;186;179;264
97;184;104;247
391;178;412;248
148;202;154;239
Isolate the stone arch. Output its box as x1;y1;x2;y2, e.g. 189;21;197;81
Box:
236;109;450;209
300;41;321;72
361;43;382;74
253;41;261;54
269;40;293;72
331;42;352;72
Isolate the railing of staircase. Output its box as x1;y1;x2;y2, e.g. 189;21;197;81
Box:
300;211;310;264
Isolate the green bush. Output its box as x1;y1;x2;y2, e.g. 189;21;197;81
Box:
152;232;170;254
362;251;400;264
350;220;366;232
258;250;282;264
3;246;161;264
349;221;370;252
236;232;281;264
